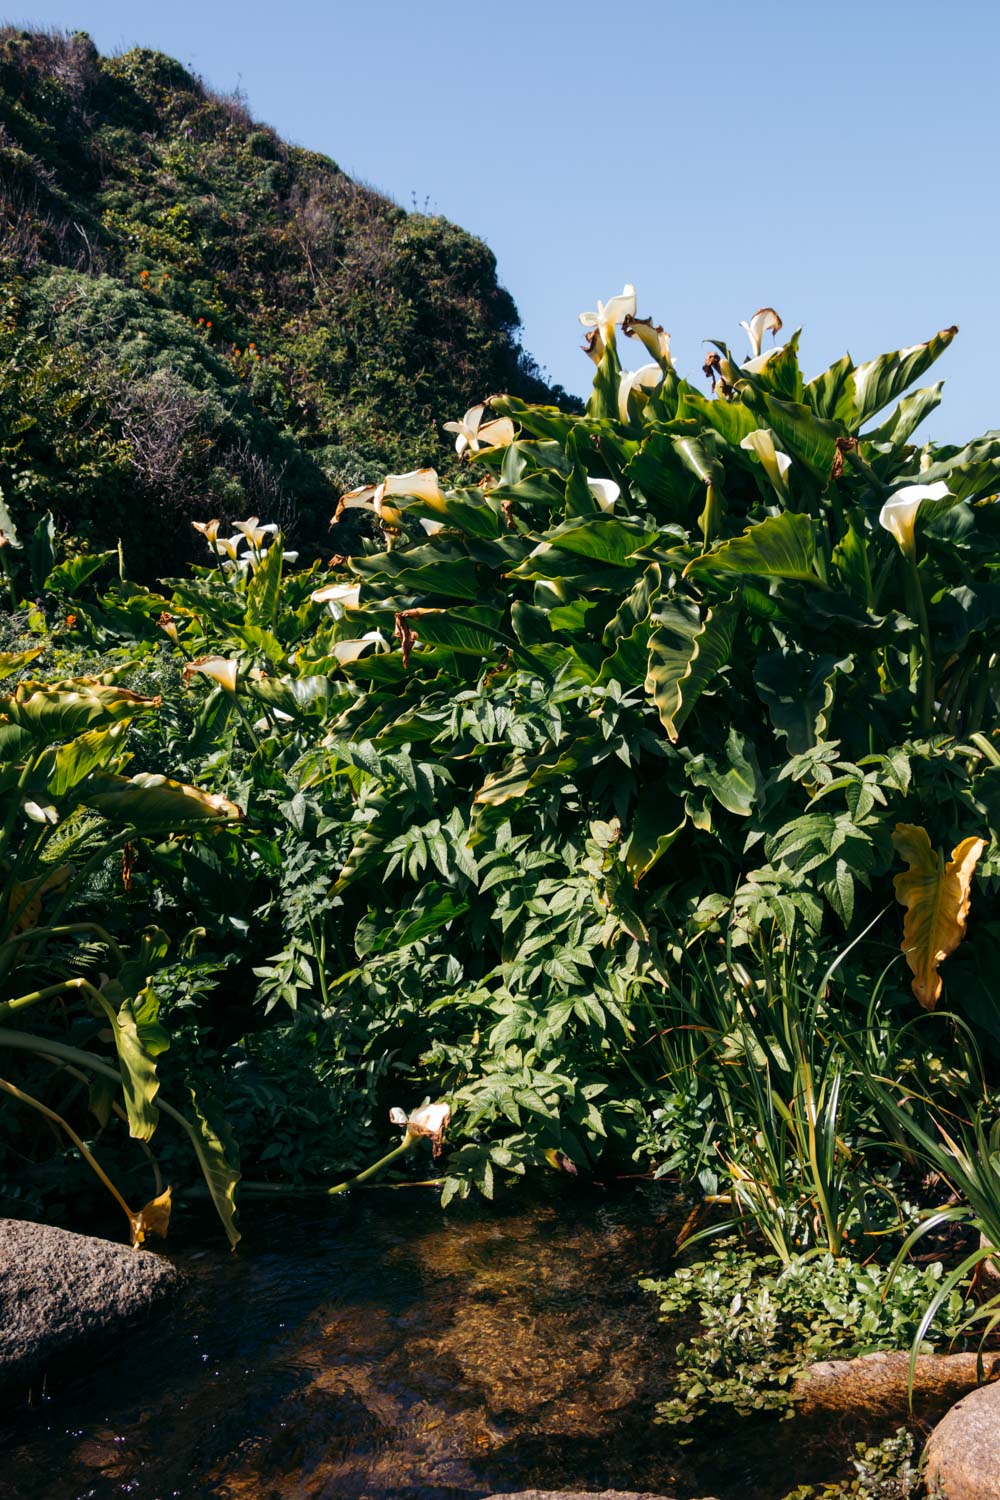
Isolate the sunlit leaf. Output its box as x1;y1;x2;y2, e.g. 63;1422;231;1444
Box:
891;823;986;1010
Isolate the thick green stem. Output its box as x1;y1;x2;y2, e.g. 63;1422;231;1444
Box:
906;553;935;733
326;1130;417;1193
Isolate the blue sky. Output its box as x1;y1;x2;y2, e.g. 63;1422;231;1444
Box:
9;0;1000;441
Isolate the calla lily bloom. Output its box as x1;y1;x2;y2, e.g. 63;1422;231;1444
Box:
216;533;246;563
374;468;447;526
183;655;239;694
742;346;785;375
233;517;279;551
617;363;663;422
579;283;637;343
389;1101;451;1155
444;403;486;455
740;429;793;499
588;478;620;513
420;518;445;535
879;481;952;557
333;484;379;524
191;519;221;546
740;307;783;360
310;581;361;609
332;630;389;664
444;405;513;457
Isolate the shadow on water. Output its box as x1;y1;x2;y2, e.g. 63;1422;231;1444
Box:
1;1184;927;1500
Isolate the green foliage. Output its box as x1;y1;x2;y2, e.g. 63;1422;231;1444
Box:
0;28;565;571
641;1243;967;1425
782;1429;941;1500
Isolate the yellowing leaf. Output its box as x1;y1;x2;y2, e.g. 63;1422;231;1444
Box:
130;1185;172;1247
891;823;986;1010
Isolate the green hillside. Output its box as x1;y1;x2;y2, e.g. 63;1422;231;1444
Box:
0;28;563;573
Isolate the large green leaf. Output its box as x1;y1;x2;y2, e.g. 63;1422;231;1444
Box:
754;649;853;754
84;772;244;828
685;729;760;816
836;326;958;430
189;1088;241;1250
624;784;686;884
245;540;283;629
29;512;56;594
646;594;739;741
758;393;842;478
684;512;820;585
45;552;115;596
864;383;943;447
5;682;161;740
92;985;162;1142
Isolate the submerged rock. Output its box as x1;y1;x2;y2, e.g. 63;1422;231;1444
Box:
791;1349;1000;1420
924;1380;1000;1499
482;1492;710;1499
0;1218;180;1403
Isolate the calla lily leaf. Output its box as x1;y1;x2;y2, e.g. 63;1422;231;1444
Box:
892;823;986;1010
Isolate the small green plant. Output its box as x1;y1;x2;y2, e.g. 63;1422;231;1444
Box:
640;1242;967;1425
782;1428;944;1500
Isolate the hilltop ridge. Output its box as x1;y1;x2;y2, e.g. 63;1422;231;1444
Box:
0;29;562;570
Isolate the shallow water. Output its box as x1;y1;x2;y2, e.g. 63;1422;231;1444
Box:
2;1184;912;1500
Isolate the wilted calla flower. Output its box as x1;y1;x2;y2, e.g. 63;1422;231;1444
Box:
183;655;239;694
333;485;379;524
740;307;783;360
588;478;620;513
740;429;793;499
390;1101;451;1156
879;481;952;557
618;363;663;422
623;314;672;366
191;519;221;546
332;630;389;663
579;283;637;343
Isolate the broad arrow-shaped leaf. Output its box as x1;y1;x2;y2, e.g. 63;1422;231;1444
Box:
684;513;821;585
646;595;739;741
891;823;986;1010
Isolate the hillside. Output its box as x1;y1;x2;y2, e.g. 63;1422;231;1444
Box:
0;28;563;573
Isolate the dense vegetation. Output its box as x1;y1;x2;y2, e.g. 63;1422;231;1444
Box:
6;47;1000;1474
0;29;563;574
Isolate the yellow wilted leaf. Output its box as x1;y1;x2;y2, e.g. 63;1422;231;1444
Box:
891;823;986;1010
130;1185;172;1248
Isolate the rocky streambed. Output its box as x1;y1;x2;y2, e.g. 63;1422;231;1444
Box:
0;1186;995;1499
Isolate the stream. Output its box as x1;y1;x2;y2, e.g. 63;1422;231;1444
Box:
2;1183;906;1500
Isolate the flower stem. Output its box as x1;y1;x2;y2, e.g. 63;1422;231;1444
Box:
906;553;935;732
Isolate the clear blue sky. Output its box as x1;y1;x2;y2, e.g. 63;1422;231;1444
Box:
9;0;1000;441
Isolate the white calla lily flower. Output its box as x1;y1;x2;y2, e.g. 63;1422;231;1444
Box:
740;429;793;499
617;363;663;422
233;516;279;551
332;630;389;664
588;478;620;513
310;581;362;618
579;283;637;343
741;346;785;375
740;307;783;361
420;518;445;535
443;404;486;456
377;469;444;505
333;485;379;524
183;655;239;694
215;533;245;563
879;481;952;557
191;519;221;546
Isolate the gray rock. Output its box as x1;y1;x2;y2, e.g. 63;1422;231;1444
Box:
924;1378;1000;1499
791;1348;1000;1420
481;1493;705;1500
0;1217;180;1402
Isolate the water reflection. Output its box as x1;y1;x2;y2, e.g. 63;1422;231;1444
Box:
1;1185;898;1500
